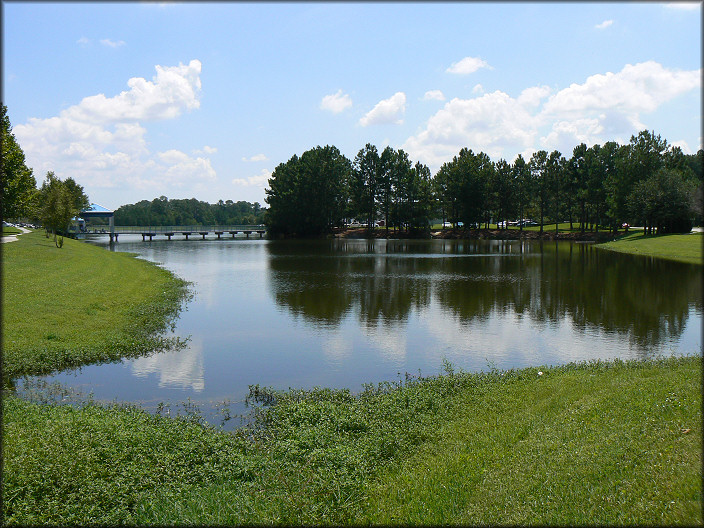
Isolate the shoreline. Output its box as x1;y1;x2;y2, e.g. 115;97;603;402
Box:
334;226;620;241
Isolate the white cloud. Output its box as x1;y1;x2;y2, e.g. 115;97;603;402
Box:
61;59;202;123
13;60;209;191
194;145;217;155
595;19;614;29
540;61;701;122
77;37;90;46
403;61;700;170
472;84;484;94
155;150;216;185
517;85;551;107
320;89;353;113
232;168;271;187
100;38;126;48
446;56;492;75
242;153;268;162
359;92;406;126
665;2;701;10
403;91;538;168
423;90;445;101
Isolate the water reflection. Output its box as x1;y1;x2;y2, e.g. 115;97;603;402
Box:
130;338;205;392
267;239;701;351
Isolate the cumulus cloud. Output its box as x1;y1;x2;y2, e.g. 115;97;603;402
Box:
242;153;268;162
320;89;353;113
232;168;271;187
423;90;445;101
194;145;217;155
359;92;406;126
595;19;614;29
446;56;491;75
100;38;126;48
472;84;484;94
517;85;551;107
403;61;700;170
13;60;209;191
403;91;538;168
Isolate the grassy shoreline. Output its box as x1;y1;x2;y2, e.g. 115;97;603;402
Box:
4;356;701;525
2;228;701;525
1;230;189;383
595;231;703;265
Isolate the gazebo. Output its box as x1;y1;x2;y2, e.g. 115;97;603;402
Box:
80;203;116;241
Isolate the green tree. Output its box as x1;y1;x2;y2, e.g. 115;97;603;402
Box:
546;150;564;233
38;172;89;248
529;150;549;234
266;146;351;236
351;144;380;229
512;154;530;232
628;168;696;234
1;104;37;220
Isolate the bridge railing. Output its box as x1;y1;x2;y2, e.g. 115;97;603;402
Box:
107;225;266;234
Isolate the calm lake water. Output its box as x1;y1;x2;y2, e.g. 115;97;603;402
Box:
23;235;702;425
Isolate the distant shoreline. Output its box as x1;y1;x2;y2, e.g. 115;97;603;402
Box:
334;227;617;242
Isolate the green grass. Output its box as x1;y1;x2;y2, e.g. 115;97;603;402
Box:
1;229;188;382
597;232;703;265
365;358;701;525
3;357;700;525
2;226;22;236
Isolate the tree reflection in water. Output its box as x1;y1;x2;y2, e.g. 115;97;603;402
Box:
267;239;701;351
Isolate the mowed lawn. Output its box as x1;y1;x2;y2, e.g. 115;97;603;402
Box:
597;232;702;265
1;230;187;381
365;358;702;525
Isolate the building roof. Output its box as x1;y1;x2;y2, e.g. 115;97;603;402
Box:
81;203;114;217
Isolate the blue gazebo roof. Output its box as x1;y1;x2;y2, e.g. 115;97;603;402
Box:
81;203;113;217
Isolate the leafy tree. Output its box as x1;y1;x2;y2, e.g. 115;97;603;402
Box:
266;145;351;236
512;154;530;232
1;104;37;220
529;150;549;233
491;159;514;229
546;150;564;232
351;144;380;229
38;172;89;248
628;168;696;234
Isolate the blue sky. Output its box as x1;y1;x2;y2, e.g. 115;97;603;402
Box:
3;2;701;210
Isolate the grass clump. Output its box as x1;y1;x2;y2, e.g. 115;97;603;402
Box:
1;230;189;382
597;232;703;265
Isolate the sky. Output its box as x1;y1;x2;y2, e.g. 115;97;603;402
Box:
3;1;702;211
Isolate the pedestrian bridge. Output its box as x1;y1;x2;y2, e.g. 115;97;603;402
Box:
80;225;267;242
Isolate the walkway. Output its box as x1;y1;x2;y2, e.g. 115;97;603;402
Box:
1;227;31;243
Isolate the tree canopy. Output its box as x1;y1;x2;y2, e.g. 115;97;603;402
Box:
1;104;37;220
265;131;701;237
113;197;266;226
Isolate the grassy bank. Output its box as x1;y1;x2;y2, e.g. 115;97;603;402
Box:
1;229;188;382
3;356;701;525
596;232;703;265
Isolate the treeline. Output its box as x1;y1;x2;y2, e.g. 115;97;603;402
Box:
113;196;266;226
265;130;703;237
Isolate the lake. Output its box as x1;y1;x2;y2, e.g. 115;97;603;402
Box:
22;236;702;426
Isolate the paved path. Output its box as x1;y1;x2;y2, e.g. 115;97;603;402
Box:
1;227;31;243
